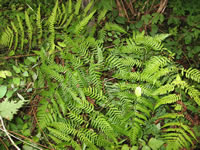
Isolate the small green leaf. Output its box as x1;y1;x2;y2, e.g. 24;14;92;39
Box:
13;78;20;86
121;144;129;150
0;86;7;98
142;146;151;150
0;71;6;78
131;146;138;150
4;71;12;77
148;138;164;150
13;66;21;73
23;71;29;77
57;42;66;47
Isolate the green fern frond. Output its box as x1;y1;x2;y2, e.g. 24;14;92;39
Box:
68;111;85;125
121;38;144;54
75;10;96;34
0;26;13;49
48;0;58;54
104;22;126;33
78;42;91;63
155;94;181;109
154;33;170;42
106;55;126;71
75;0;82;15
97;8;107;23
84;86;105;103
106;106;122;123
17;15;24;50
135;104;151;117
25;10;33;50
11;22;18;51
83;0;94;16
36;5;42;45
91;114;114;135
97;29;106;43
185;68;200;83
153;84;175;95
120;57;142;68
37;99;55;129
158;113;184;119
47;127;72;142
161;122;197;141
89;59;102;89
68;0;72;14
129;123;141;145
133;32;165;51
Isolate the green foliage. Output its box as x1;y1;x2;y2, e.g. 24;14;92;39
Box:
0;95;26;120
33;31;199;149
0;1;199;150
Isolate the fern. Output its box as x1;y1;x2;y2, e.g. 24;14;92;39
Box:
36;5;42;45
74;10;96;34
48;0;58;54
185;68;200;83
11;22;18;51
17;15;24;50
25;10;33;51
75;0;82;15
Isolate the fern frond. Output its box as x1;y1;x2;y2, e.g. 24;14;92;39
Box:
120;57;142;68
48;0;58;54
133;32;165;51
161;122;197;141
0;26;13;49
68;0;72;14
106;55;126;71
83;0;94;16
25;10;33;50
75;0;82;15
97;8;107;23
17;15;24;50
104;22;126;33
155;94;181;109
89;59;102;89
11;22;18;51
47;127;72;141
129;123;141;145
185;68;200;83
84;87;105;103
91;114;114;136
154;33;170;42
135;104;151;117
36;5;42;45
75;10;96;34
37;99;54;129
158;113;184;119
153;84;175;95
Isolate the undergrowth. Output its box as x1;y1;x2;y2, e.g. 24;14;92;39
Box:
0;0;200;150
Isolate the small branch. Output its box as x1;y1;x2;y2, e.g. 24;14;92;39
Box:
0;127;43;150
2;128;52;150
1;54;37;60
0;116;20;150
0;137;9;150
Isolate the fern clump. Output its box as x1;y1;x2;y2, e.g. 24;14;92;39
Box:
0;1;199;149
34;30;200;150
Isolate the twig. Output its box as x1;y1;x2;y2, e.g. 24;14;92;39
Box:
0;116;20;150
5;129;52;150
0;127;43;150
0;137;9;150
1;54;37;60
